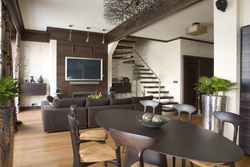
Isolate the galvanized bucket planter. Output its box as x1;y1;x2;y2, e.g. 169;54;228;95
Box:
202;95;227;133
0;107;15;167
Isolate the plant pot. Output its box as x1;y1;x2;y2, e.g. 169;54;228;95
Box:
202;95;227;133
0;107;16;167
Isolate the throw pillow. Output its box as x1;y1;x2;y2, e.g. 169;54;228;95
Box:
46;94;54;102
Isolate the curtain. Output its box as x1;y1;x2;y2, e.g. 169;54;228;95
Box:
0;2;12;77
14;34;20;113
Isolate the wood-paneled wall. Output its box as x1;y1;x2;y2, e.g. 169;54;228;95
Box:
50;29;108;99
240;25;250;155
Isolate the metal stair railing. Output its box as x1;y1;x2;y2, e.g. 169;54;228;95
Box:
133;49;161;102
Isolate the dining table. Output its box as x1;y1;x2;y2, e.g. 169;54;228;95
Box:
95;109;244;167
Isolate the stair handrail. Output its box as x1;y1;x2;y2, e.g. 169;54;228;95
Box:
133;49;161;102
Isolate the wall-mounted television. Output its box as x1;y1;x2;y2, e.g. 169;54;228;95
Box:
65;57;103;81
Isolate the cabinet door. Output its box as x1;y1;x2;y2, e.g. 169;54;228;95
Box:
240;25;250;155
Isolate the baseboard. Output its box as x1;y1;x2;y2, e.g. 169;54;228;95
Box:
20;106;41;111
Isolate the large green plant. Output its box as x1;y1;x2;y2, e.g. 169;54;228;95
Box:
194;76;237;96
0;76;23;109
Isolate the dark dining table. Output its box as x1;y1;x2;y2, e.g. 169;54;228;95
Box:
95;109;244;167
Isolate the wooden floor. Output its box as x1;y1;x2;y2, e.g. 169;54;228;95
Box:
13;109;250;167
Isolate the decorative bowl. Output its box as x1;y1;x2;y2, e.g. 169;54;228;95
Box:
136;114;170;128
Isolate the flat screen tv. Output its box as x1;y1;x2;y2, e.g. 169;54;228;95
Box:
65;57;103;81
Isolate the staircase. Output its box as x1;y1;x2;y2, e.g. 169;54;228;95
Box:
112;38;178;111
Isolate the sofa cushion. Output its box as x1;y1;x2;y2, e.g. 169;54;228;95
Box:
131;96;154;104
53;98;85;109
110;98;132;105
86;98;110;107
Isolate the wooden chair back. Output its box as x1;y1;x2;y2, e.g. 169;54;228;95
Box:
140;100;159;114
173;104;196;123
213;111;244;143
109;128;158;167
68;113;82;167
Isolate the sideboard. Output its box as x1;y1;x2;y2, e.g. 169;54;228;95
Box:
21;83;47;96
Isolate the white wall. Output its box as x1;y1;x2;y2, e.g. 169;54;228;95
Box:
134;38;214;104
214;0;240;141
135;39;181;102
240;0;250;27
19;41;50;107
50;40;57;96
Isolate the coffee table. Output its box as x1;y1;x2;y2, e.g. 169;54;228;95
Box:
95;109;244;167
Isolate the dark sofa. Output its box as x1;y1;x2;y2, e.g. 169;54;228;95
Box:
41;96;162;132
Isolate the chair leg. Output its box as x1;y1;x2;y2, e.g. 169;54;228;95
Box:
103;161;107;167
190;161;194;167
173;156;176;167
182;159;185;167
122;145;125;153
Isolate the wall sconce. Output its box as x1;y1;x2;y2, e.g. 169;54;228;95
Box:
215;0;227;12
102;29;106;44
86;27;91;42
68;25;73;41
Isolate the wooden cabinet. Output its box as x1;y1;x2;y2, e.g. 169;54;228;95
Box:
112;83;131;93
240;25;250;155
21;83;46;96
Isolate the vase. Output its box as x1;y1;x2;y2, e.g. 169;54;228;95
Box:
38;75;44;83
0;107;15;167
202;95;228;133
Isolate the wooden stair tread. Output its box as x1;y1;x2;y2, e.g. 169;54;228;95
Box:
120;40;136;43
113;52;133;56
113;56;134;59
161;102;179;105
116;46;134;49
153;96;173;99
143;86;164;88
118;43;134;47
123;60;135;64
147;91;169;94
162;107;177;112
133;73;153;75
114;49;133;53
140;81;159;83
133;69;150;71
139;77;158;80
133;64;144;67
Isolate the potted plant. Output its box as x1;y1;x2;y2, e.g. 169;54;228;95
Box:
0;76;23;167
194;76;237;132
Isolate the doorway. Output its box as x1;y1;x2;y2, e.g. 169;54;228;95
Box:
183;55;214;113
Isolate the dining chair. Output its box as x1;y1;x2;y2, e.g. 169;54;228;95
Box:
190;111;244;167
109;128;159;167
121;100;159;153
70;104;108;144
172;104;196;167
68;113;116;167
173;104;196;123
140;100;159;114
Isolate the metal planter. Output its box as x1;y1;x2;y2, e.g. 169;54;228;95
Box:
202;95;227;133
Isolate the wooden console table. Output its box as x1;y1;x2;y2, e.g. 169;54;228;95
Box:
21;83;46;96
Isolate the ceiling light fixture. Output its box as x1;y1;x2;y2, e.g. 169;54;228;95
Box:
86;27;91;42
185;22;207;36
68;25;73;41
102;29;106;44
103;0;183;25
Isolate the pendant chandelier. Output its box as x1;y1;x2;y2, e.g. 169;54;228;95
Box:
103;0;183;25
